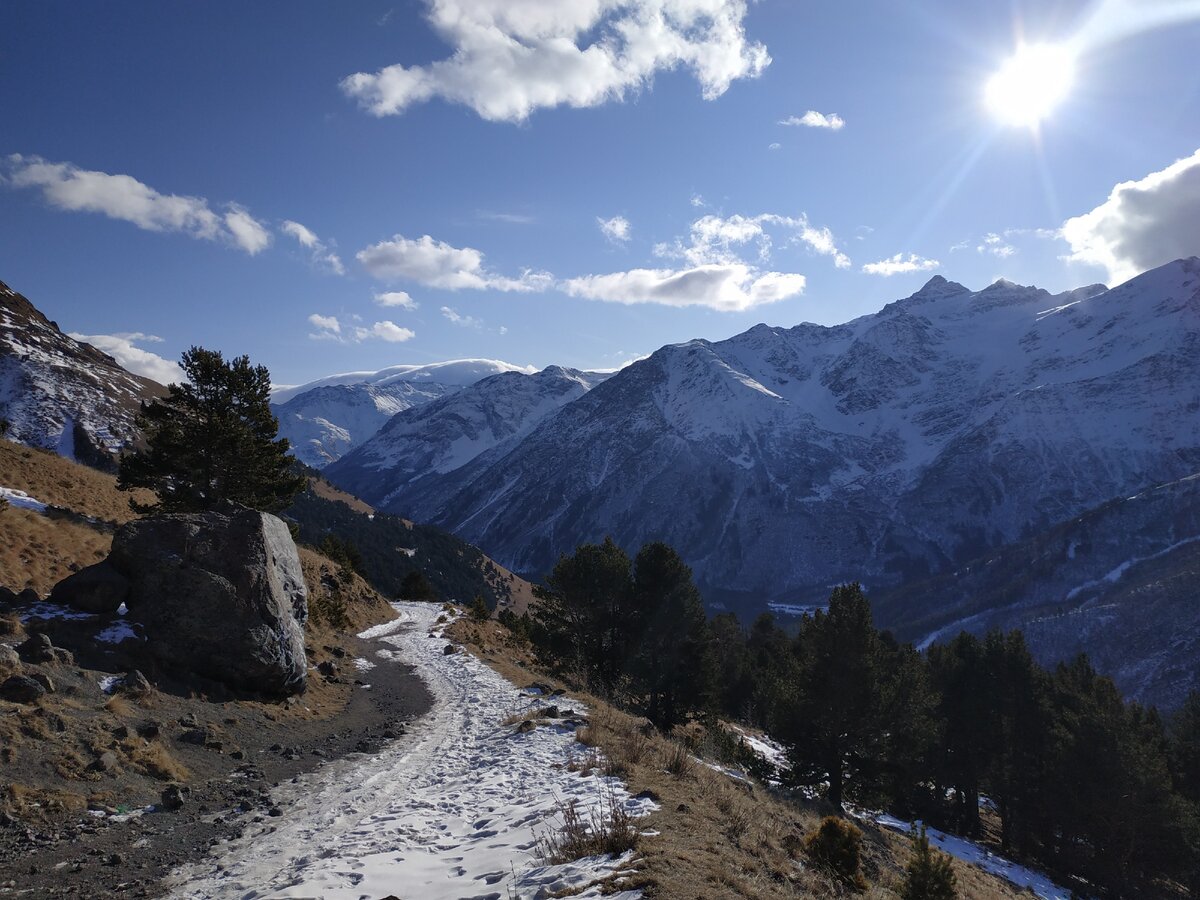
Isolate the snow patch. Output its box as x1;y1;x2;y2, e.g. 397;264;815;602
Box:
96;621;139;644
0;485;48;512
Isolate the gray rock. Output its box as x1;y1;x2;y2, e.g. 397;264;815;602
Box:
49;561;129;614
160;784;188;811
16;632;53;663
108;507;308;696
0;644;19;674
1;674;46;703
29;671;54;694
117;670;152;696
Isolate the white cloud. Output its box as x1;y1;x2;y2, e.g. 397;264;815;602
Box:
779;110;845;130
308;313;342;340
477;210;536;224
561;264;805;312
4;154;270;255
768;142;781;150
356;320;415;343
441;306;483;328
374;290;418;310
655;212;850;269
69;331;184;385
224;205;272;255
307;313;415;343
862;253;941;276
597;215;631;242
282;220;345;274
357;233;552;291
978;232;1016;258
1062;148;1200;285
690;193;707;208
340;0;770;123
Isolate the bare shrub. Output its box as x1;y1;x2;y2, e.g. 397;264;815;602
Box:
536;790;639;864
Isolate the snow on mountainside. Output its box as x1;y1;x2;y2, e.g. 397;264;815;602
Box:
363;258;1199;624
0;278;164;469
271;359;535;404
325;366;609;509
271;358;537;468
273;381;455;469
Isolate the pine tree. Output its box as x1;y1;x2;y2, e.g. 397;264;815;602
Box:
900;825;957;900
118;347;304;513
776;583;884;810
534;537;633;693
627;542;714;729
927;632;996;835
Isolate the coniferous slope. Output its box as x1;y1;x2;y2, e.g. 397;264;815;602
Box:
873;470;1200;708
0;279;164;469
358;259;1199;619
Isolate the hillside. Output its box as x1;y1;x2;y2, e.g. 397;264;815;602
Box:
0;279;164;470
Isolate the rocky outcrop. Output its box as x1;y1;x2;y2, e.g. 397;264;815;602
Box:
106;506;309;696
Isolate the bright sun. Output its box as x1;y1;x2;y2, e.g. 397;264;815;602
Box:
985;43;1076;128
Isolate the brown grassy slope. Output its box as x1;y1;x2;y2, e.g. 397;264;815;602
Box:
0;438;153;522
308;474;376;516
445;614;1027;900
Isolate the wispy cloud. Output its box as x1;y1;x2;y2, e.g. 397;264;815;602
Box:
654;212;851;270
597;215;631;243
68;331;184;385
357;233;552;291
861;253;940;276
476;210;536;225
441;306;483;328
4;154;271;255
340;0;770;122
779;110;845;130
281;220;345;274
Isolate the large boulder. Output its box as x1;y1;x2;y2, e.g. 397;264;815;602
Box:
49;561;129;614
108;507;309;696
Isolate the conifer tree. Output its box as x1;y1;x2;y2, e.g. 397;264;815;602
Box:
534;537;633;693
118;346;304;513
900;825;957;900
776;583;884;810
627;542;714;729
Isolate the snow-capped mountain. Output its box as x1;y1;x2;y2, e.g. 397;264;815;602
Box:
0;278;163;469
271;359;536;468
353;258;1200;621
325;366;609;508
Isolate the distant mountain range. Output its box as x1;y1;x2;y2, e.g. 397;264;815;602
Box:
320;257;1200;705
270;359;538;468
6;261;1200;706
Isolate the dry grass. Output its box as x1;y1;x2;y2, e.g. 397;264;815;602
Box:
298;547;397;634
0;505;111;594
446;612;1032;900
307;475;375;515
535;789;640;865
0;438;152;522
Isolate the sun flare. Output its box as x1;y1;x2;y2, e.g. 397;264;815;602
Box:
985;43;1076;128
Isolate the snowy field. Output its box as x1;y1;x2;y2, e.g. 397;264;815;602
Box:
164;602;654;899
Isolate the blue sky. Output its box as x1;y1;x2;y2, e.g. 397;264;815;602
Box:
2;0;1199;387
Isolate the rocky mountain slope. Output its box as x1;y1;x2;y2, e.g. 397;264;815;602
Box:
870;470;1200;707
271;359;536;468
342;259;1200;628
326;366;608;510
0;279;164;469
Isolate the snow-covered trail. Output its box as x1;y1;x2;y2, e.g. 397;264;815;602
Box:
164;602;653;900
